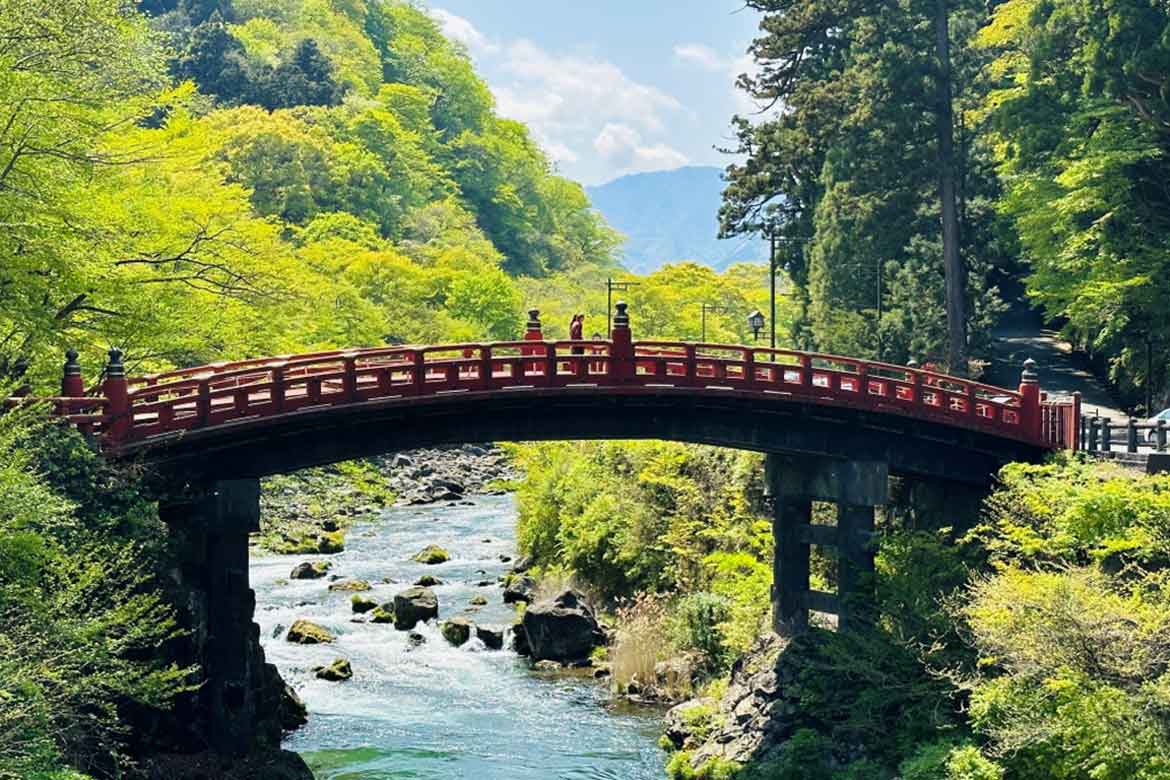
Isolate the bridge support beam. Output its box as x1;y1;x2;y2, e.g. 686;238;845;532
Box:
161;479;263;757
765;454;888;634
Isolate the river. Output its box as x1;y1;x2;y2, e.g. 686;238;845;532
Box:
250;494;667;779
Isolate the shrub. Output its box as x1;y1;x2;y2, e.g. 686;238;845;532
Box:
900;741;1003;780
669;591;732;672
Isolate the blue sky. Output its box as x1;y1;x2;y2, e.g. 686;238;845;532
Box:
420;1;764;185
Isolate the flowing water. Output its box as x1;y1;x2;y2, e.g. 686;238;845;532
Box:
251;494;667;779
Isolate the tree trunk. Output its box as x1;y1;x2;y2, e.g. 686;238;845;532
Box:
934;0;967;375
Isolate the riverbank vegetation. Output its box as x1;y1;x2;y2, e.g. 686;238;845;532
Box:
514;445;1170;779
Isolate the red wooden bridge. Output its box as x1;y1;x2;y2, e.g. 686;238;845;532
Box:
30;304;1078;481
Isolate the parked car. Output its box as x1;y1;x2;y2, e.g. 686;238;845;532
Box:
1145;408;1170;442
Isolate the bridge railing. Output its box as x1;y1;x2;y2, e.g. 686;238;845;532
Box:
16;306;1072;450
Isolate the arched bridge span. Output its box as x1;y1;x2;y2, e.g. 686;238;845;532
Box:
43;306;1077;485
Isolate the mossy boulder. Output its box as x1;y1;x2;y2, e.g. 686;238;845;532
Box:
521;590;604;663
369;605;395;624
314;658;353;682
328;579;371;592
289;561;331;580
317;531;346;554
469;595;488;606
411;544;450;565
415;574;443;587
286;619;335;645
393;586;439;630
351;595;378;614
441;615;475;646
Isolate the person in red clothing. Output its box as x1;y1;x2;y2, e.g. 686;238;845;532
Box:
569;314;585;355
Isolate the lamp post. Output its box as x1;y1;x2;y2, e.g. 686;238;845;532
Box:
764;219;810;350
606;278;639;336
748;310;766;342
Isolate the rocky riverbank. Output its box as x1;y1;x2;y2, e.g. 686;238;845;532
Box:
256;445;520;554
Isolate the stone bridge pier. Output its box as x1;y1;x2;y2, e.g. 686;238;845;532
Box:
160;478;271;756
765;454;889;633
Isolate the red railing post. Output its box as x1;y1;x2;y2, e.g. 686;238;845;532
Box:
480;346;493;390
102;347;131;443
743;347;756;389
522;309;543;379
61;349;84;400
1018;358;1043;444
271;363;286;412
342;353;357;401
412;350;425;395
611;301;634;383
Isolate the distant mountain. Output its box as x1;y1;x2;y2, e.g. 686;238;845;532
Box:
586;166;768;274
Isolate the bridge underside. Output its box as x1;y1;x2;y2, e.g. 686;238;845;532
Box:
123;386;1042;486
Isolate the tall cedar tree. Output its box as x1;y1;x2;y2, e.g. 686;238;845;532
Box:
721;0;1006;365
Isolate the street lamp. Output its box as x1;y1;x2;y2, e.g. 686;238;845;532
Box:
747;310;766;341
606;278;639;336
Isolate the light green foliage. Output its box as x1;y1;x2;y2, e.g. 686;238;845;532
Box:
900;742;1003;780
974;455;1170;564
0;413;192;779
953;458;1170;780
977;0;1170;404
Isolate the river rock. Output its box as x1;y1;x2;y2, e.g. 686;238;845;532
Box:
663;699;715;750
314;658;353;682
469;594;488;606
328;579;371;592
408;630;426;647
286;619;335;645
411;545;450;565
533;660;563;672
441;615;474;646
280;682;308;730
503;574;536;604
289;561;330;580
511;622;531;656
415;574;443;587
475;625;505;650
393;586;438;630
369;604;395;624
351;595;377;614
521;590;605;663
511;554;533;574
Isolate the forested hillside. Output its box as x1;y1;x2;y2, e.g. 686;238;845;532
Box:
1;0;623;388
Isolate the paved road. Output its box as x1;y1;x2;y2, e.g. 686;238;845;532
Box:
984;305;1128;423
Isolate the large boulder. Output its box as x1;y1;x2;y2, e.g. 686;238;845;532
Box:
412;545;450;565
520;589;605;663
476;624;505;650
441;615;474;646
289;561;330;580
286;619;335;645
393;586;438;630
503;574;536;604
314;658;353;682
415;574;443;587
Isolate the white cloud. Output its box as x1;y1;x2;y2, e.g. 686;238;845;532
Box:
593;123;689;175
498;40;682;133
674;43;727;72
429;8;498;54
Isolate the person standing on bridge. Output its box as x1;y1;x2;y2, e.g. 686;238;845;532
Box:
570;314;585;355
